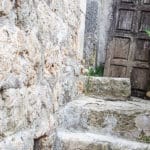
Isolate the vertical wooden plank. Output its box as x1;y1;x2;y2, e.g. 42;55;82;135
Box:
139;11;150;32
131;68;150;97
135;39;150;61
110;65;127;77
113;37;130;59
117;10;134;31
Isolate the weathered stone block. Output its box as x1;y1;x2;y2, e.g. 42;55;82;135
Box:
55;130;150;150
58;96;150;142
0;0;86;149
0;130;34;150
81;76;131;100
0;85;55;146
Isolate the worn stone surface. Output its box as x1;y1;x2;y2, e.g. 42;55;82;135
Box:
0;130;34;150
55;130;150;150
81;76;131;100
0;85;55;140
84;0;113;67
57;96;150;142
0;84;56;149
0;0;86;149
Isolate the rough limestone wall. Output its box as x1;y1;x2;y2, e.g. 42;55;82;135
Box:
84;0;113;67
0;0;86;149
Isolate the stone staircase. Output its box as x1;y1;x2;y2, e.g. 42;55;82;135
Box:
54;76;150;150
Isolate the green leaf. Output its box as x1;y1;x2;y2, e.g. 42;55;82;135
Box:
145;30;150;37
86;65;104;77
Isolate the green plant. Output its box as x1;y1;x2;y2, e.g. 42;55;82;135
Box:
145;30;150;37
138;135;150;143
137;130;150;143
87;65;104;77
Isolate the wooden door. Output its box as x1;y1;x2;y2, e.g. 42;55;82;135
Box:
104;0;150;98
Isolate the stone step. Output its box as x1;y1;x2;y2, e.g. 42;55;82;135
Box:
80;76;131;100
54;130;150;150
57;96;150;142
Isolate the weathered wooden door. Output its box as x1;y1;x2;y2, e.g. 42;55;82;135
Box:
104;0;150;98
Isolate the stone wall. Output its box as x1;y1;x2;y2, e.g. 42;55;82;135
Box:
0;0;86;149
84;0;113;67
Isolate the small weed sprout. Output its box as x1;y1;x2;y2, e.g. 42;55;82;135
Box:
87;65;104;77
145;30;150;37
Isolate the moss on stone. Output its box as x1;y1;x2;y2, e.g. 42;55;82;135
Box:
138;133;150;144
